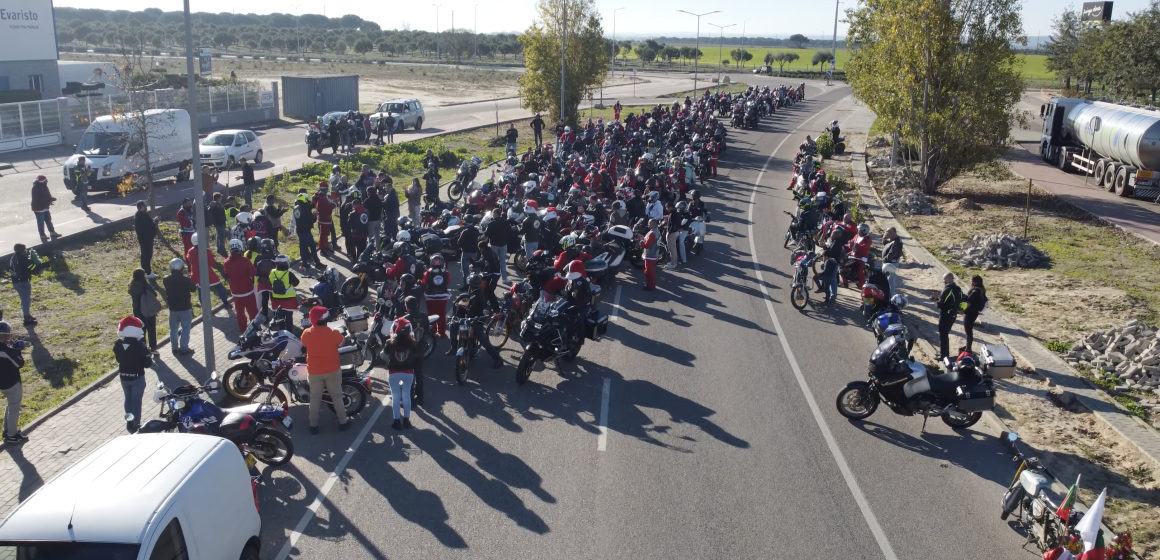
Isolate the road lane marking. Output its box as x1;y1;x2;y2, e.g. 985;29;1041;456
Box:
746;99;900;560
274;391;392;560
597;378;611;451
610;285;623;322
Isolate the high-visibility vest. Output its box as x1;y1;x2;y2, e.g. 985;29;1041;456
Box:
225;207;239;229
269;269;296;300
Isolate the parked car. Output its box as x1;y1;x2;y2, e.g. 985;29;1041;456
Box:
0;433;263;560
370;98;425;133
753;65;773;76
64;109;193;193
200;129;264;169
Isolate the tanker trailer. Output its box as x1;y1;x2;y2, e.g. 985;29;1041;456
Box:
1040;97;1160;200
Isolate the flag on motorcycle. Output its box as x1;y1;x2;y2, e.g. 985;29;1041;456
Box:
1076;488;1108;560
1044;548;1077;560
1057;475;1080;520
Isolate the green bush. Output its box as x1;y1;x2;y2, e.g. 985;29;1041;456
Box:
817;133;836;160
1046;340;1073;353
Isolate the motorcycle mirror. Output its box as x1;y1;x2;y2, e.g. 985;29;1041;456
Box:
208;380;220;390
210;371;220;381
1007;432;1018;443
152;390;168;403
156;381;166;390
124;413;135;422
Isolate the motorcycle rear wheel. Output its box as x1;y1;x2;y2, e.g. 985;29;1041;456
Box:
790;284;809;310
455;351;470;385
516;348;537;385
836;382;879;420
326;382;369;416
514;250;529;273
447;180;465;202
941;409;983;429
486;316;510;348
420;332;437;359
340;277;369;305
223;364;263;400
250;425;295;466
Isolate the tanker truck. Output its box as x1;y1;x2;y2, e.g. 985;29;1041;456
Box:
1040;97;1160;200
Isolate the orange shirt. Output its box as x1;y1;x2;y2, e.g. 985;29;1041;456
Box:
300;325;344;375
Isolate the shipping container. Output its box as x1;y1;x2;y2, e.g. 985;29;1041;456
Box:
281;75;359;120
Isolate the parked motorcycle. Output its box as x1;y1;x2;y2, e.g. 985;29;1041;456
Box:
687;216;707;255
789;249;815;310
341;251;391;304
134;372;295;466
834;326;996;430
222;315;306;400
515;296;607;384
999;433;1081;553
450;314;483;386
783;211;817;251
306;127;327;157
447;157;483;202
249;357;371;417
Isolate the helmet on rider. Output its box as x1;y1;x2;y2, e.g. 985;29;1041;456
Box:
332;164;340;173
647;191;659;201
441;209;453;220
169;258;184;272
190;233;199;246
246;237;260;253
274;254;290;265
229;239;244;253
559;235;577;251
857;224;870;237
236;212;252;226
393;240;410;255
400;273;416;290
430;255;445;270
889;294;907;310
467;272;484;289
397;216;411;230
675;201;687;212
397;230;412;243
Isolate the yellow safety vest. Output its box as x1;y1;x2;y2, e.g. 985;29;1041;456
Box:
269;269;296;299
225;207;239;230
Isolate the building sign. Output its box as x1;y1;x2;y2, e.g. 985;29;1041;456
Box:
260;90;274;107
0;0;58;62
199;47;212;75
1081;2;1113;22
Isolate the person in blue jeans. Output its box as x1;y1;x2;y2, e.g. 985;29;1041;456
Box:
162;258;196;355
113;316;153;433
813;257;839;303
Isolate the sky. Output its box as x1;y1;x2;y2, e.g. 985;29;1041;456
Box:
50;0;1159;42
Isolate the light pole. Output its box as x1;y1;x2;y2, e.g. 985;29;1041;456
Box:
741;18;751;70
560;0;567;123
707;22;735;92
182;0;214;374
677;10;720;96
433;4;441;63
474;4;479;61
291;4;302;56
612;7;624;77
831;0;840;63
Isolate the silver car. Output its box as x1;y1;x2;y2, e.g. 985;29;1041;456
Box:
370;98;425;133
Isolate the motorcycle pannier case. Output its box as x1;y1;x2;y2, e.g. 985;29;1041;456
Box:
955;383;996;412
339;345;362;368
981;344;1016;379
585;311;609;341
344;306;369;333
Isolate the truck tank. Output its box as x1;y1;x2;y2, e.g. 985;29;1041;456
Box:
1063;100;1160;170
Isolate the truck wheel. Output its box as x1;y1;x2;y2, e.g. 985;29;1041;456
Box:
1115;168;1133;197
1057;148;1069;171
1105;164;1119;191
1094;159;1107;186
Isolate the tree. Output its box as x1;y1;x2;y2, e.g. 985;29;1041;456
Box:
764;52;775;65
635;45;657;65
811;50;833;67
788;33;809;48
518;0;609;125
354;38;374;54
334;40;347;54
663;45;682;66
618;40;632;66
1043;6;1081;90
774;51;799;74
730;48;753;67
846;0;1026;193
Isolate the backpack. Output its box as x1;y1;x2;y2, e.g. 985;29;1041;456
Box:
272;271;288;296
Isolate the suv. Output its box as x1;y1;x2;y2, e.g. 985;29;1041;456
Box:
370;98;425;133
0;433;262;560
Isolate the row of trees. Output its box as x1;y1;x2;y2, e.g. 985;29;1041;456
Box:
53;8;524;61
654;33;816;49
1045;1;1160;102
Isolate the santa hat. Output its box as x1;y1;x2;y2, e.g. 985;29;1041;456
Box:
118;316;144;339
309;305;329;327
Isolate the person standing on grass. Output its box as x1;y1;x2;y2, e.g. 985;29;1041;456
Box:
9;244;37;326
0;321;28;445
964;275;988;353
385;317;423;430
406;178;423;224
315;182;337;257
614;100;622;121
201;165;219;200
114;315;153;434
505;123;519;157
31;175;61;243
186;234;231;309
933;272;964;360
129;269;160;353
223;240;260;336
164;258;196;356
262;194;287;246
235;158;256;208
530;113;545;147
293;194;321;268
209;192;228;256
300;305;349;434
641;219;660;291
382;178;400;243
177;197;196;255
364;186;383;247
134;201;159;279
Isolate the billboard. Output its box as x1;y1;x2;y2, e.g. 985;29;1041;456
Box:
1081;1;1113;22
199;47;212;75
0;0;58;62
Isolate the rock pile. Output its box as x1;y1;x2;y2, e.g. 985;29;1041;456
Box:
868;137;891;148
884;189;939;216
881;168;920;191
941;234;1047;269
1061;320;1160;396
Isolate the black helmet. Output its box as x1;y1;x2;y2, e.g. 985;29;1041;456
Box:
393;241;410;255
259;238;275;254
467;273;483;289
246;237;260;252
400;273;416;290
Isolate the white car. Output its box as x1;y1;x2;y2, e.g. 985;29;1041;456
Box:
0;433;262;560
200;129;263;169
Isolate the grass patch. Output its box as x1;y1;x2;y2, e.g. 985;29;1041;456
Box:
1115;395;1149;419
1046;340;1073;353
661;82;750;99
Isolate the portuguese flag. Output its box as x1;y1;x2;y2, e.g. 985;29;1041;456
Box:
1057;475;1080;520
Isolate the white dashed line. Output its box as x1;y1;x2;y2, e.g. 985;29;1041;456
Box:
597;378;611;451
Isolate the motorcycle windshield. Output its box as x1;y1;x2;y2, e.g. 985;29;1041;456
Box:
870;337;899;363
531;300;552;323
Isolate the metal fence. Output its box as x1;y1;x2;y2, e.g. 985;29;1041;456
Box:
68;82;272;132
0;100;63;153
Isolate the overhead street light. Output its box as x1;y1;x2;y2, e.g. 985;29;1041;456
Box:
182;0;214;372
677;10;721;95
612;7;625;77
707;22;735;93
741;18;751;70
433;4;442;63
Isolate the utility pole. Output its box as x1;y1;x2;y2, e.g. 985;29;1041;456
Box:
612;7;625;78
560;0;567;123
291;4;302;56
474;4;479;61
433;4;441;63
707;22;735;93
831;0;840;62
451;10;455;65
183;0;214;375
678;10;720;96
741;18;751;70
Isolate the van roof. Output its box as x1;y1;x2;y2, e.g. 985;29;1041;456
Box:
91;108;189;128
0;434;229;545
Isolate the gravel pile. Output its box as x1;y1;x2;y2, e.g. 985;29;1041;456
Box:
941;234;1048;269
1061;320;1160;396
868;153;894;168
881;168;920;190
884;189;939;216
868;137;891;148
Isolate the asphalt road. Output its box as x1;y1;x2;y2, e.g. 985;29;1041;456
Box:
240;85;1035;559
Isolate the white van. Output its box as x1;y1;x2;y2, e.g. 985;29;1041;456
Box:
64;108;194;193
0;433;262;560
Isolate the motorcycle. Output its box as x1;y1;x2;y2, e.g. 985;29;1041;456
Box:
358;294;439;366
834;326;996;430
999;433;1082;553
789;249;815;310
486;284;536;349
134;372;295;466
249;357;371;417
306;126;327;157
871;308;904;342
341;251;391;304
860;283;887;322
515;296;608;385
450;314;483;386
447;157;483;202
222;314;306;400
783;211;818;251
686;216;707;255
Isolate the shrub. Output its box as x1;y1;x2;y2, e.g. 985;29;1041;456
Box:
817;133;836;160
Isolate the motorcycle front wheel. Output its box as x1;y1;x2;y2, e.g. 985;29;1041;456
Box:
326;382;369;416
340;277;369;305
249;385;290;413
223;364;263;400
942;408;983;429
486;315;510;348
447;180;465;202
516;348;537;385
420;332;437;359
790;284;809;310
514;250;529;273
835;382;879;420
250;425;295;466
455;348;470;385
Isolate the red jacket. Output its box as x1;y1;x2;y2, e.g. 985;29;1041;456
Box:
554;251;591;275
177;207;195;234
642;230;659;261
185;247;221;285
542;275;568;295
315;196;335;225
849;234;873;259
223;253;257;296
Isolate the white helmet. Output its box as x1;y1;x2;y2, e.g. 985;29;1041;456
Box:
236;212;252;226
229;239;244;253
169;258;184;271
190;233;199;246
397;230;412;243
274;254;290;265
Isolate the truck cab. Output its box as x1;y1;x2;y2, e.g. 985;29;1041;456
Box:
0;433;262;560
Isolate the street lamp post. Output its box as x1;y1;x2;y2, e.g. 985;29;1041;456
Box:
433;4;441;63
560;0;567;123
707;22;735;93
741;18;751;70
831;0;840;63
474;4;479;61
677;10;720;96
291;4;302;56
612;7;624;77
182;0;214;374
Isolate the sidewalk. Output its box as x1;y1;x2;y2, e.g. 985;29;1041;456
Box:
0;144;75;172
0;305;238;519
844;101;1160;468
